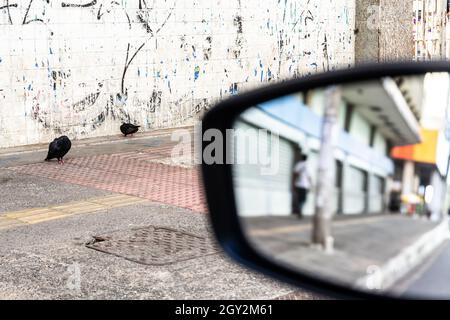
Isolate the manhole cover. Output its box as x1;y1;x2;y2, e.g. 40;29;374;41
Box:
86;226;219;265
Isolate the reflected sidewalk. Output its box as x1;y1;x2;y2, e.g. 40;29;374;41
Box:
243;214;450;293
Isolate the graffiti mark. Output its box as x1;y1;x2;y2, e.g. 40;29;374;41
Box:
277;30;285;74
232;15;244;59
22;0;34;24
229;83;238;95
193;99;209;114
234;15;243;34
149;90;162;113
120;2;175;97
72;91;101;112
51;70;70;81
322;34;330;72
61;0;97;8
120;42;145;96
304;10;314;25
231;0;244;60
31;91;50;129
96;2;131;29
194;66;200;81
291;0;314;31
22;0;50;25
106;94;124;122
0;1;17;24
137;1;174;36
49;70;71;91
203;36;212;60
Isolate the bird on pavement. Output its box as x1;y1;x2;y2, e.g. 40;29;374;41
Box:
120;123;140;137
45;136;72;165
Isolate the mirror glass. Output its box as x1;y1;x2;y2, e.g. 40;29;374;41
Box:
231;72;450;298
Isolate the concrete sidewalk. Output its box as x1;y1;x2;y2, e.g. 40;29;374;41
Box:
1;126;206;213
243;214;450;293
0;128;322;300
0;126;194;168
0;201;307;299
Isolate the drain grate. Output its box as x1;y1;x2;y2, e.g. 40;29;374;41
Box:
86;226;219;265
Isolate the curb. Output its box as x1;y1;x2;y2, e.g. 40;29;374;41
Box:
355;219;450;291
0;126;194;157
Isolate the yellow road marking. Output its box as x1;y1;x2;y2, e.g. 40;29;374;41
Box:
21;211;70;224
56;202;106;214
91;195;146;207
0;194;149;230
247;215;386;237
5;207;56;219
0;216;25;229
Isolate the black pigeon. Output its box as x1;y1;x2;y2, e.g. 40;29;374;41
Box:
45;136;72;164
120;123;140;137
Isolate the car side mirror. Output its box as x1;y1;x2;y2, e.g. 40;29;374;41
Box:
201;62;450;299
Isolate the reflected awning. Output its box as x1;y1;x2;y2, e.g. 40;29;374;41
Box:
342;78;422;146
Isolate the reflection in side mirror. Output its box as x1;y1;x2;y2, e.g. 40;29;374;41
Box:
231;73;450;298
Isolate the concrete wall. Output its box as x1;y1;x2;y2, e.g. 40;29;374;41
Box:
0;0;355;148
356;0;414;63
379;0;415;61
355;0;380;63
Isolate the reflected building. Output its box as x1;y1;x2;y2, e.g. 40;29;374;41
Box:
234;77;424;217
391;73;450;220
414;0;450;60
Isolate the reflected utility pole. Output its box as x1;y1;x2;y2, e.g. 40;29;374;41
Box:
312;86;341;251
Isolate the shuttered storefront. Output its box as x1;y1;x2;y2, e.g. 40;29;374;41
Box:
233;120;295;217
343;165;368;215
369;175;385;213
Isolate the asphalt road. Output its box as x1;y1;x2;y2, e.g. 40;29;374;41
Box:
394;239;450;299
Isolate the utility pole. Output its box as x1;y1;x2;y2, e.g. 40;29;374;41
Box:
312;86;341;251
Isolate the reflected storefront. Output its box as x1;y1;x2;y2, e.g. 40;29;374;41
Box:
234;73;450;219
229;71;450;297
234;77;421;217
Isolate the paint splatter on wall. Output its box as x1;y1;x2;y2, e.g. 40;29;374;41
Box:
0;0;355;148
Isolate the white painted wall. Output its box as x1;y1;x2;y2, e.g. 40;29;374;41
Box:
0;0;355;148
349;111;371;146
373;130;388;156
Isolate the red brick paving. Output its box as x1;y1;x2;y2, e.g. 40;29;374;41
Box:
8;148;208;213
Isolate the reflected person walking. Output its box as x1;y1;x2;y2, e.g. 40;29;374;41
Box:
294;155;312;219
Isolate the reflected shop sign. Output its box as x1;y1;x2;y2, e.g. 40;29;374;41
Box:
392;128;450;176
